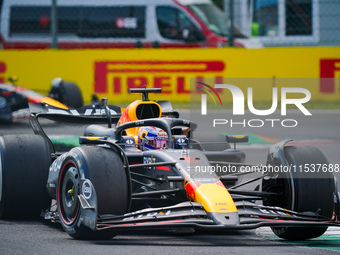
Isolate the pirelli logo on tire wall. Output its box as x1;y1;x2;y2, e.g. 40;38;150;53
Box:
0;47;339;103
93;60;225;101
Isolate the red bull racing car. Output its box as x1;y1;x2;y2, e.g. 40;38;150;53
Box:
0;77;83;123
0;88;340;240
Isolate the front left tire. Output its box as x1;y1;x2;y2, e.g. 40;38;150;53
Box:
57;146;130;239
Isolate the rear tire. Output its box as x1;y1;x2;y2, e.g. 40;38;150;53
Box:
263;145;334;240
58;146;130;239
49;81;83;109
0;135;51;219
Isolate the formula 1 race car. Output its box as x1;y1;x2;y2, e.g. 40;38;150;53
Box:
0;77;83;123
0;88;340;241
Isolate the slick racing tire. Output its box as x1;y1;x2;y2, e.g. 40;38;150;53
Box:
263;145;334;240
0;135;51;219
49;81;83;109
57;146;130;240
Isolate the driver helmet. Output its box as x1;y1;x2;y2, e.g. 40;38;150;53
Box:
138;126;169;150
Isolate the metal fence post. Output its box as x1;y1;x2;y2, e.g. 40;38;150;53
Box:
229;0;234;47
51;0;58;49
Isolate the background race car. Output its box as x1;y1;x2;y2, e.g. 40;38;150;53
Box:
0;77;83;123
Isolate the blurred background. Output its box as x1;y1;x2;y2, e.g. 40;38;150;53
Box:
224;0;340;47
1;0;339;49
0;0;339;105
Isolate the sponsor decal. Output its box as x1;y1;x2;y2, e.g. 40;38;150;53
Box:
185;181;201;201
143;156;156;164
49;153;67;172
94;60;225;95
122;210;171;221
47;108;117;116
135;120;145;126
115;18;137;29
125;139;134;145
257;206;293;216
82;180;92;200
176;138;187;145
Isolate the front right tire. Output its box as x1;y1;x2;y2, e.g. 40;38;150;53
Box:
263;145;334;240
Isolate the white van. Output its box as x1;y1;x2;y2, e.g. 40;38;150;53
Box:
0;0;262;49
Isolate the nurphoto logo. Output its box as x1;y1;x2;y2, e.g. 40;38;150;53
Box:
198;83;312;128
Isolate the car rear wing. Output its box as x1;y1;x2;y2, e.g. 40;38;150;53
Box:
28;99;123;153
29;99;122;125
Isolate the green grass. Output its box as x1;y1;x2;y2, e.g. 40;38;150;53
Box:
303;100;340;109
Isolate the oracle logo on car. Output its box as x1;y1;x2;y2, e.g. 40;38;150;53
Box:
94;60;225;95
